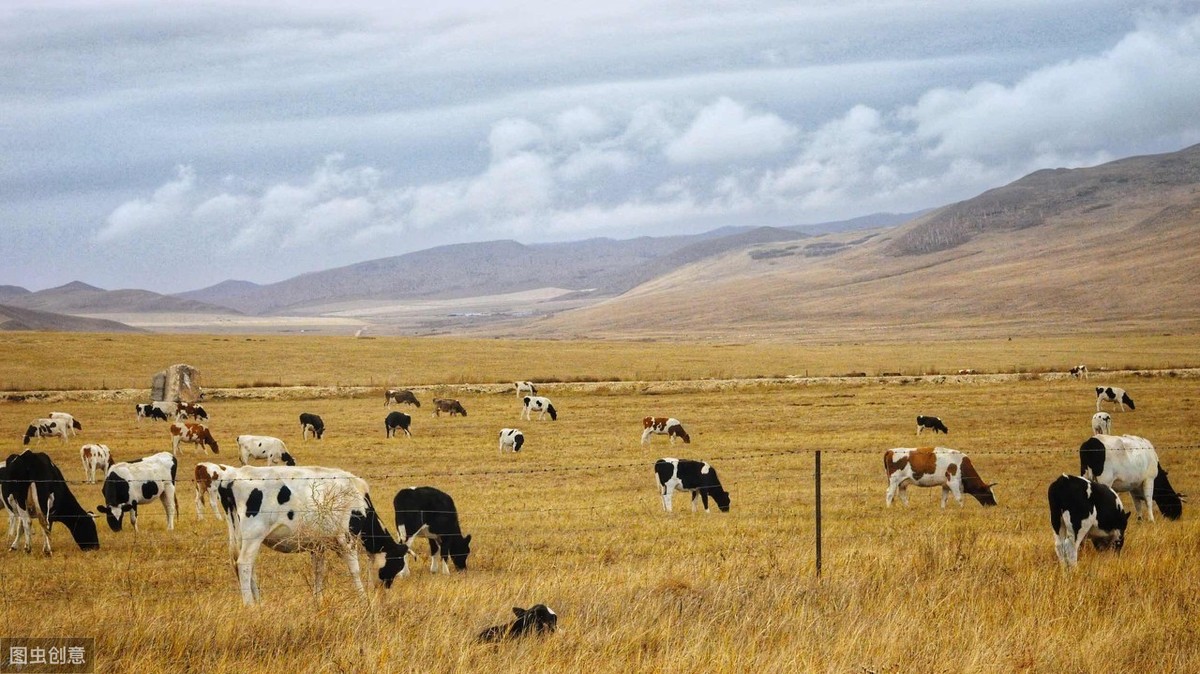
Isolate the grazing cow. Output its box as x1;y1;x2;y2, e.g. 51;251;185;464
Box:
1070;364;1089;379
194;462;235;519
22;418;70;445
151;401;180;419
176;401;209;421
393;486;472;573
49;412;82;436
498;428;524;453
1096;386;1135;411
654;458;730;513
521;395;557;421
1;451;100;554
514;381;538;397
236;435;296;466
916;415;948;434
1079;434;1183;521
136;403;170;422
884;447;998;508
1048;474;1129;568
1091;412;1112;436
385;412;413;438
299;412;325;440
169;421;220;455
385;389;421;408
97;451;178;532
215;465;409;605
478;605;559;642
641;417;690;445
432;398;467;417
80;444;112;484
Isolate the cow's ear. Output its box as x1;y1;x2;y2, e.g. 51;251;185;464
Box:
96;505;109;513
512;607;526;617
1124;511;1132;522
987;482;998;488
463;534;472;545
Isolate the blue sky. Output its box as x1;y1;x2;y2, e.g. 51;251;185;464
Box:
3;1;1198;293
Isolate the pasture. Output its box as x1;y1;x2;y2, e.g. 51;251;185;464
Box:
2;333;1199;673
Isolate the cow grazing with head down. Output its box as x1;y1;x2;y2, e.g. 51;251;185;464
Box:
169;421;219;455
884;446;997;508
916;415;948;434
521;396;557;421
80;444;112;484
641;417;690;445
385;389;421;408
1096;386;1135;411
477;605;559;642
393;486;472;573
498;428;524;453
1070;364;1089;379
1048;474;1129;568
194;462;235;519
514;381;538;397
1080;434;1183;521
299;413;325;440
22;418;70;445
176;401;208;421
432;398;467;417
49;412;82;436
236;435;295;466
98;451;178;532
1091;412;1112;436
135;403;170;422
654;458;730;513
216;465;409;605
385;412;412;438
1;451;100;554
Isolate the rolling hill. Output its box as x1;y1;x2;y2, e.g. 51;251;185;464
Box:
0;304;143;333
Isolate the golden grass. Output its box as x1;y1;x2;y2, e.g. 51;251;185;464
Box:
1;334;1198;673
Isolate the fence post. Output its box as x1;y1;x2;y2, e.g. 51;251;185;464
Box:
815;448;823;578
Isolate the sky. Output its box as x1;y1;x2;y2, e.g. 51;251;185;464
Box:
3;1;1199;294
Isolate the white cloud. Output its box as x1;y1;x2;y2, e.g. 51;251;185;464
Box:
556;146;633;182
665;97;797;164
554;105;609;141
96;165;195;241
488;118;545;162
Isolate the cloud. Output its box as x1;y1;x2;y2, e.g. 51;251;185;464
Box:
665;97;797;164
488;118;545;162
96;165;195;241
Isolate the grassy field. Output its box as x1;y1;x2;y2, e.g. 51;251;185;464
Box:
1;333;1198;673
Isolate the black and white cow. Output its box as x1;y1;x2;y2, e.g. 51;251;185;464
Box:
432;398;467;417
498;428;524;453
216;465;409;604
1048;474;1129;568
236;435;295;466
1096;386;1135;411
97;451;178;532
916;415;948;434
385;389;421;408
521;395;557;421
393;486;472;573
1091;412;1112;435
514;381;538;397
385;412;413;438
299;412;325;440
1080;434;1183;521
1;450;100;554
135;403;170;422
80;443;112;484
654;458;730;513
49;412;82;436
22;418;70;445
477;605;559;642
1070;364;1089;379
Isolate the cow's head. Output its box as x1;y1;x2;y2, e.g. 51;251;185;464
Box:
510;605;559;636
1092;510;1131;552
671;425;691;443
711;488;731;512
449;534;472;571
280;451;297;467
376;540;410;587
97;473;132;531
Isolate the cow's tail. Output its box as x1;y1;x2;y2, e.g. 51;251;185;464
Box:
1122;393;1135;410
1153;464;1184;520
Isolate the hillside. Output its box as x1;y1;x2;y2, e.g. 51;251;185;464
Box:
0;304;144;332
2;281;235;315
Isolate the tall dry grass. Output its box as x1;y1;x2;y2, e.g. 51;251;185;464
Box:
1;335;1198;673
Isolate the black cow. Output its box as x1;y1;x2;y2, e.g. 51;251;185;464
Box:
299;413;325;440
916;415;948;434
136;403;170;422
1;450;100;554
393;486;472;572
385;389;421;408
385;412;412;438
477;605;559;642
1048;473;1130;568
654;458;730;513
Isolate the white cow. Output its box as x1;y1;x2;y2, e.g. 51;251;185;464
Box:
49;412;82;436
1079;434;1183;521
498;428;525;453
1091;412;1112;436
521;396;558;421
236;435;295;466
514;381;538;397
80;444;112;484
97;452;178;532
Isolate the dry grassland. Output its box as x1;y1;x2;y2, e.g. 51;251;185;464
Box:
1;333;1199;673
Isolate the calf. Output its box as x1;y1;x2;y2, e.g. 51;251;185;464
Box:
176;401;209;421
393;486;472;573
916;415;948;434
521;395;557;421
654;458;730;513
22;418;70;445
97;451;178;532
1048;474;1129;568
432;398;467;417
385;412;413;438
1091;412;1112;435
884;446;997;507
236;435;295;466
194;462;235;519
641;417;690;445
514;381;538;397
1096;386;1135;411
169;421;219;455
49;412;82;436
136;403;170;422
299;412;325;439
1070;364;1089;379
498;428;524;453
80;443;112;484
216;465;409;604
477;605;559;642
2;450;100;554
385;389;421;408
1080;434;1183;521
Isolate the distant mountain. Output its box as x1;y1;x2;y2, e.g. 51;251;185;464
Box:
0;304;144;333
3;281;237;315
0;285;32;302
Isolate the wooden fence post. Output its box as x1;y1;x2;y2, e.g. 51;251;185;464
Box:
815;448;823;578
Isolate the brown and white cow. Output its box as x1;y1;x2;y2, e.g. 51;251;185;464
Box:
194;462;235;520
432;398;467;417
169;421;220;455
641;417;690;445
80;444;112;484
176;401;209;421
385;389;421;408
884;446;998;508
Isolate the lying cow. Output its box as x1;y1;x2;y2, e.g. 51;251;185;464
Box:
1080;434;1183;521
916;415;948;434
477;605;558;642
1091;412;1112;435
236;435;295;466
97;451;178;532
80;443;112;484
385;389;421;408
654;458;730;513
216;465;409;604
22;418;70;445
498;428;524;453
884;446;997;507
521;395;557;421
1048;474;1128;568
169;421;220;455
432;398;467;417
49;412;82;436
385;412;413;438
299;412;325;440
2;450;100;554
641;417;690;445
1096;386;1135;411
394;486;472;573
135;403;170;422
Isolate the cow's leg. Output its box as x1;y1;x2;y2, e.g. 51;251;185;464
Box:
236;538;264;605
940;486;950;508
171;436;181;456
641;428;653;445
700;491;711;513
428;539;441;573
163;484;177;530
660;485;673;513
885;475;899;506
340;543;366;594
690;491;700;513
195;484;206;519
403;426;411;438
899;483;910;506
1139;479;1155;522
130;505;139;531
